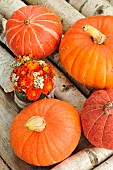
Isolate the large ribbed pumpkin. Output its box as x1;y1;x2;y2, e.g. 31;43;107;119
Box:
59;16;113;89
10;98;81;166
6;5;62;59
81;89;113;150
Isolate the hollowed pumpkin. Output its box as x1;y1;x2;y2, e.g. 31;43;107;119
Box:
59;16;113;89
10;98;81;166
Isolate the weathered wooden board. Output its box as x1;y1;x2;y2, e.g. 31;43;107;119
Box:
94;156;113;170
0;157;10;170
52;146;113;170
0;0;26;19
69;0;113;16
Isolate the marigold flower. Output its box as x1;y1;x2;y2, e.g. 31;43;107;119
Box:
26;87;42;101
25;61;39;71
43;79;54;94
18;77;32;88
10;55;56;101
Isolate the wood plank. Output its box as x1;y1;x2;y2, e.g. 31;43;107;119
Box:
69;0;113;16
0;0;26;19
0;157;10;170
94;156;113;170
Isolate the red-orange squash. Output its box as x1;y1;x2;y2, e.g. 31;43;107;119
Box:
59;16;113;89
81;89;113;150
6;5;62;59
10;98;81;166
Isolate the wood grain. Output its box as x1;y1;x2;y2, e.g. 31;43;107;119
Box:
0;0;26;19
0;157;10;170
69;0;113;16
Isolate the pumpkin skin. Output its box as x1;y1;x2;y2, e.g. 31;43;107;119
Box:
59;16;113;89
10;98;81;166
6;5;62;59
81;89;113;150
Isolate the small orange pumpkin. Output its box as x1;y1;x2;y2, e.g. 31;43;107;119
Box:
6;5;62;59
10;98;81;166
59;16;113;89
81;89;113;150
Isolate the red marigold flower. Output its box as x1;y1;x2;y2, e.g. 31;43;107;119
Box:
18;77;32;88
13;65;28;77
26;87;42;101
49;65;56;78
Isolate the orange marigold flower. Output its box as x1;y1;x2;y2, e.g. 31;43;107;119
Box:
13;65;28;76
25;61;39;71
17;55;23;61
26;87;42;101
18;77;32;88
21;70;26;75
10;56;56;101
27;71;34;80
39;70;43;75
43;79;54;94
43;66;49;72
29;54;33;58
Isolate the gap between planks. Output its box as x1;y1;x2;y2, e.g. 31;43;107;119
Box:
0;156;11;170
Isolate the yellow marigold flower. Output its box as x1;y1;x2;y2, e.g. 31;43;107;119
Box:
21;71;26;75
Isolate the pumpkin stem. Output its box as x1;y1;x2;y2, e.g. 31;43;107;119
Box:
83;25;106;44
25;116;46;132
103;101;113;114
24;19;30;25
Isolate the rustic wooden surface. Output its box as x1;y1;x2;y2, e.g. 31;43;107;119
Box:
0;0;113;170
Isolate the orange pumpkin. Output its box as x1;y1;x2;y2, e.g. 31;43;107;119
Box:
10;98;81;166
6;5;62;59
81;89;113;150
59;16;113;89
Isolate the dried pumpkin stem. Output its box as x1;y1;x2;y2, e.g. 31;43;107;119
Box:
83;25;106;44
103;101;113;114
25;116;46;132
